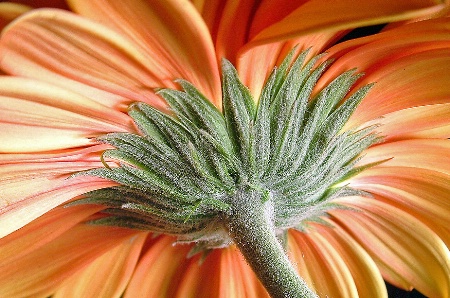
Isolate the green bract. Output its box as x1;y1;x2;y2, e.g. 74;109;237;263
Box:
75;50;379;253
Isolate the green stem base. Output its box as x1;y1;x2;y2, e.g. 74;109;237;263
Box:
224;188;318;298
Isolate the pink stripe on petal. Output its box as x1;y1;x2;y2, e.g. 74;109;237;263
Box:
68;0;221;106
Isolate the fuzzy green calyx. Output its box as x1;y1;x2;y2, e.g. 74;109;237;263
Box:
77;49;377;251
73;50;380;298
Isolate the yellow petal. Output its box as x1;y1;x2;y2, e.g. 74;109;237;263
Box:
331;198;450;297
68;0;221;106
247;0;446;47
0;77;132;152
359;139;450;175
349;167;450;240
54;232;147;298
0;224;139;297
313;223;388;298
288;230;358;297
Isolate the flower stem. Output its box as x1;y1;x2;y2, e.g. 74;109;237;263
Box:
224;188;318;298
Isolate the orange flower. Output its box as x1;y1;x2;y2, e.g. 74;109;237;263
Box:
0;1;449;297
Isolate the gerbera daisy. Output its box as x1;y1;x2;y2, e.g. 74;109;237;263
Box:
0;0;449;297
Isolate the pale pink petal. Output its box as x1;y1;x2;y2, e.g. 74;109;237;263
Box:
0;10;171;110
0;143;111;163
54;232;147;298
68;0;221;106
370;104;450;142
0;174;115;238
0;223;140;297
0;145;117;238
331;198;450;297
0;77;133;152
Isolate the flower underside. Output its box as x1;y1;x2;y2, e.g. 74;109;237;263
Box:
75;50;379;254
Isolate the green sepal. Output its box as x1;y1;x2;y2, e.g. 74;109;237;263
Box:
221;59;256;174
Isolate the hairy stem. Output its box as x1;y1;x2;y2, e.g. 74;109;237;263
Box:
225;188;318;298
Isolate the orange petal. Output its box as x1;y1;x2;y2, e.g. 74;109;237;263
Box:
288;230;358;297
190;0;227;43
68;0;221;106
0;77;132;152
349;167;450;239
237;33;341;100
237;43;283;100
217;246;269;297
54;232;147;298
311;18;450;127
0;3;30;31
0;223;139;297
124;236;192;297
320;16;450;69
246;0;446;48
0;173;115;238
349;49;450;127
174;245;268;298
331;198;450;297
0;204;103;266
209;0;259;63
